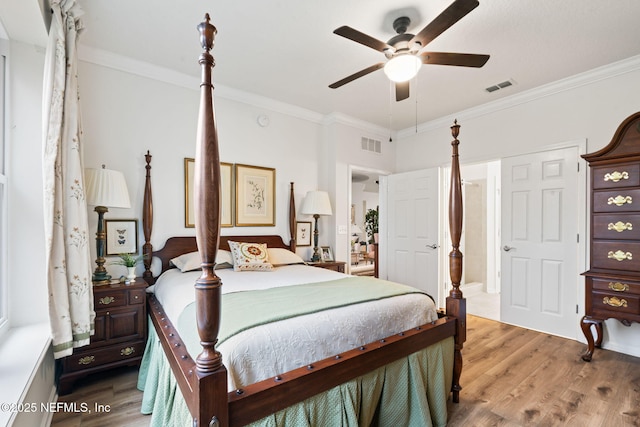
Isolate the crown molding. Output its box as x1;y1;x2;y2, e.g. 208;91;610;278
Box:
322;112;395;138
397;54;640;139
77;44;325;125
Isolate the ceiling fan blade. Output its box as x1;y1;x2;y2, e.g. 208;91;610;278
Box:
420;52;490;67
334;26;392;53
411;0;479;48
329;63;385;89
395;82;410;101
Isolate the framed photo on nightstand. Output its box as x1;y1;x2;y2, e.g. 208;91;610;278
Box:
321;246;334;262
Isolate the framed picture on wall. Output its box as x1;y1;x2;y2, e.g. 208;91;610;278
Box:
105;219;138;255
184;158;233;228
296;221;312;247
235;164;276;226
321;246;334;262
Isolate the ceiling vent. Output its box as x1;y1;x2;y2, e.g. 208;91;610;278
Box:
361;137;381;154
485;79;516;93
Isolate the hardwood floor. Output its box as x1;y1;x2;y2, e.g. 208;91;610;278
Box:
51;315;640;426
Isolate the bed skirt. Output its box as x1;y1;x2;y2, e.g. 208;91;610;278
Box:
137;321;454;427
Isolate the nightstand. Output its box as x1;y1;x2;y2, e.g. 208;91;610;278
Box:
58;280;148;395
308;261;346;273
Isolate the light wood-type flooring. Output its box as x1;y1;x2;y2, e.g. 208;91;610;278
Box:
51;315;640;426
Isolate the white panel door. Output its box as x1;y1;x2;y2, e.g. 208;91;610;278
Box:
386;168;440;301
501;147;578;338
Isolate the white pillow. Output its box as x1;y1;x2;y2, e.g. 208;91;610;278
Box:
267;248;305;266
170;250;234;272
228;241;273;272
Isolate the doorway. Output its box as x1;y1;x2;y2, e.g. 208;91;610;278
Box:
349;166;387;276
459;160;501;321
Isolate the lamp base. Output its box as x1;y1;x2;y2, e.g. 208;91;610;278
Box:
311;247;321;262
92;272;111;285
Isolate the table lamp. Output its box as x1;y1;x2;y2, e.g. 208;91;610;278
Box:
85;166;131;284
301;190;332;262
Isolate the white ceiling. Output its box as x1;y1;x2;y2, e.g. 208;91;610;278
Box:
5;1;640;130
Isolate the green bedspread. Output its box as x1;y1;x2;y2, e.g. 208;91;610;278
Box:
138;276;453;426
177;276;431;356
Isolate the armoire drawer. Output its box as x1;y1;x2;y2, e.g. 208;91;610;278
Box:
592;214;640;240
591;291;640;317
591;241;640;271
593;189;640;213
590;277;640;295
592;164;640;189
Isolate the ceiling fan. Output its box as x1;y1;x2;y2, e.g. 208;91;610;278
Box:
329;0;490;101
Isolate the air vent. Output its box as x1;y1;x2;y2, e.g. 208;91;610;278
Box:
361;137;381;154
485;79;516;93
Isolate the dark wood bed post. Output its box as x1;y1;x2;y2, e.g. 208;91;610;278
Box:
193;14;228;426
289;182;297;251
446;119;466;403
142;151;153;282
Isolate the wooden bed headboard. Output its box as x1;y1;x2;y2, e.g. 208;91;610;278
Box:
141;150;297;281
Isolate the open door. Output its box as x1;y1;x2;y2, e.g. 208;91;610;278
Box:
384;168;441;302
501;146;581;338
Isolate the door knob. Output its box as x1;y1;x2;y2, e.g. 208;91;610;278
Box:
426;244;439;249
503;245;514;252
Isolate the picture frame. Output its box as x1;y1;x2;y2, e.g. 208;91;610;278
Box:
296;221;312;247
185;158;233;228
321;246;334;262
105;219;138;255
235;164;276;226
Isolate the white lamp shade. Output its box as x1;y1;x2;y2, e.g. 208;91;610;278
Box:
301;191;332;216
351;224;363;234
85;168;131;208
383;54;422;83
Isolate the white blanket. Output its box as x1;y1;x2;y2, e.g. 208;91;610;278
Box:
150;264;438;390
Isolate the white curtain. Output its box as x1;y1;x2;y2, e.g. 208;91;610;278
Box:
42;0;94;359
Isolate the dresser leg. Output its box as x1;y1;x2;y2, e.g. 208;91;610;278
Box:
580;316;602;362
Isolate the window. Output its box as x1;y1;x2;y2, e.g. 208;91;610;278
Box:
0;40;7;335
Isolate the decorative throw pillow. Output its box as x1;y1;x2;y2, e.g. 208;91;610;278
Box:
228;241;273;272
267;248;305;266
171;249;234;272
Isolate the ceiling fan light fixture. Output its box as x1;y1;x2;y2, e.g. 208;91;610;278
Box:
383;54;422;83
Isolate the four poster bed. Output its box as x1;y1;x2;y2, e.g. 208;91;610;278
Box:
137;14;466;427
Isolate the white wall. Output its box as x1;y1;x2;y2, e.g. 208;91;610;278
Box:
395;61;640;356
322;118;395;265
79;61;326;268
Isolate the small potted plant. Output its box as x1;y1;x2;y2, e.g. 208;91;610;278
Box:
112;253;143;282
365;208;379;244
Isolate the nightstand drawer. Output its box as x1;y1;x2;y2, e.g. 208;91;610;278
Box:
592;164;640;189
95;289;127;309
129;288;146;305
63;341;145;373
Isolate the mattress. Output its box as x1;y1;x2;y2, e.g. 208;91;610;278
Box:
149;264;438;390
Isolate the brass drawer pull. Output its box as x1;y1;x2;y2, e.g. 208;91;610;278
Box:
604;171;629;182
603;296;628;308
608;221;633;232
607;250;633;261
78;355;95;365
120;347;135;356
607;195;633;206
608;282;630;292
99;296;115;305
